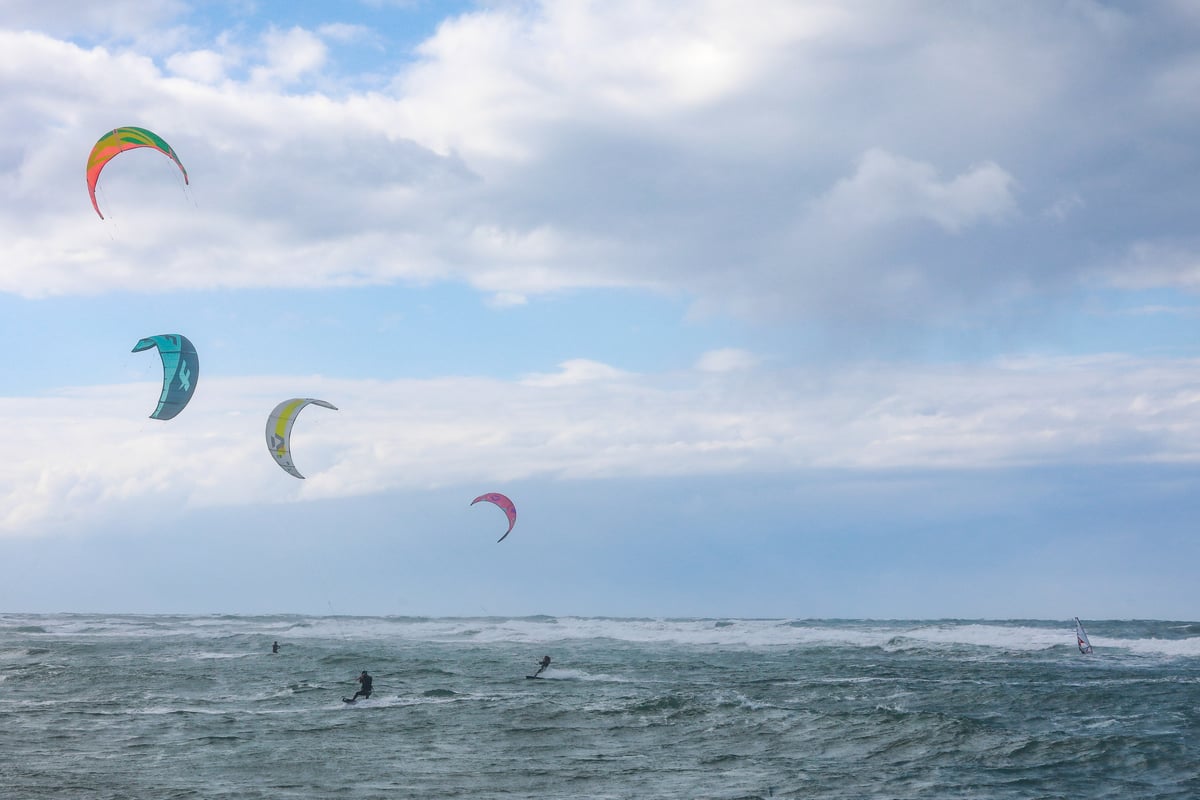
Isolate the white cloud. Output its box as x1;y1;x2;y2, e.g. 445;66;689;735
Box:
166;48;230;83
317;23;379;46
3;354;1200;536
391;0;843;160
696;348;759;373
484;291;528;308
1042;192;1083;222
1;1;1199;331
521;359;631;387
810;149;1016;235
0;0;187;40
250;26;328;86
1103;241;1200;290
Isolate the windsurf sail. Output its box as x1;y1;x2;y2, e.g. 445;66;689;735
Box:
1074;617;1093;654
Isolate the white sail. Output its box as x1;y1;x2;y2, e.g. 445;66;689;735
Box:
1074;617;1093;654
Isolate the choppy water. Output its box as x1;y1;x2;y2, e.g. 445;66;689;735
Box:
1;615;1198;799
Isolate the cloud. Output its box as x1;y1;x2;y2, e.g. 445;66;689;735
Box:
696;348;759;373
1103;241;1200;290
317;22;375;45
1042;192;1083;222
165;48;231;83
0;0;188;41
520;359;631;387
2;1;1200;334
4;353;1200;536
250;26;328;86
809;149;1015;235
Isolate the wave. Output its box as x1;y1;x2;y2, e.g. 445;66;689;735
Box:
3;614;1197;658
337;692;469;710
532;667;632;683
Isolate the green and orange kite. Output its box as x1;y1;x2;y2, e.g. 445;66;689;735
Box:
86;126;188;219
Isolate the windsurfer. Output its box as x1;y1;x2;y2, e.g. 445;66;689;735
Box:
1074;617;1094;655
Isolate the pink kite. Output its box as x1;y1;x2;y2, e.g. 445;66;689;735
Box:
471;492;517;542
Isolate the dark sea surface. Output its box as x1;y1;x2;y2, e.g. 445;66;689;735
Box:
1;614;1197;799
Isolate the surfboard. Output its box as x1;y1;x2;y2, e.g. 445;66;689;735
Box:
525;675;542;680
342;697;356;703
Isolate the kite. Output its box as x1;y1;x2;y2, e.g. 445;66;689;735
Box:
265;398;338;479
131;334;199;420
471;492;517;542
86;126;189;219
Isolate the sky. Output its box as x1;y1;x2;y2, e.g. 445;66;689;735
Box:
2;0;1200;620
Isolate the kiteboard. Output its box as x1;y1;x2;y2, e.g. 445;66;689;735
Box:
525;675;542;680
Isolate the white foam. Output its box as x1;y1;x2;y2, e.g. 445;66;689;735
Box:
1114;636;1200;658
4;614;1198;659
533;667;630;682
338;693;462;710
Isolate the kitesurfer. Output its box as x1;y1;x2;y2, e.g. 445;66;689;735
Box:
272;641;279;654
350;670;373;700
533;655;551;677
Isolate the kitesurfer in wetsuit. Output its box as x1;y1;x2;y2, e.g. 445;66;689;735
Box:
351;670;373;700
533;655;551;677
272;641;279;654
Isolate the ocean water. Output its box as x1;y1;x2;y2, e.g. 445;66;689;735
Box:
1;615;1197;799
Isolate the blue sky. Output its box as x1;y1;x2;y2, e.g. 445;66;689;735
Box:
2;0;1200;619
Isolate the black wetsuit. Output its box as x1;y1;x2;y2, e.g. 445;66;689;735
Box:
352;674;373;700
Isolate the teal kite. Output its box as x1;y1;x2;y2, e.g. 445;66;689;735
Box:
132;334;199;420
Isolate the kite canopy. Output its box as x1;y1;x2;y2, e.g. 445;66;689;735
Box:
471;492;517;542
87;126;188;219
131;334;198;420
265;398;338;479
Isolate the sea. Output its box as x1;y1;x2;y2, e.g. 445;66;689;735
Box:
1;615;1197;799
